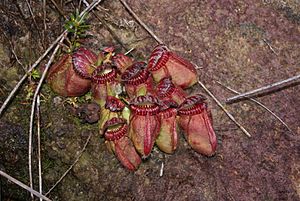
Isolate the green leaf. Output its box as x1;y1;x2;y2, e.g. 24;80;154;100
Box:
31;69;40;80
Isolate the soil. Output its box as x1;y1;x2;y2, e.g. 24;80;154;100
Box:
0;0;299;201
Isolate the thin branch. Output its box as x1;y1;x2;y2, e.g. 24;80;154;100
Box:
37;95;43;201
88;6;130;51
263;39;278;56
118;0;251;137
49;0;67;19
198;80;251;137
43;0;47;45
159;162;164;177
11;47;26;72
0;31;66;117
0;170;51;201
79;0;103;17
25;0;43;45
216;81;294;134
45;133;92;196
226;74;300;103
118;0;164;45
0;0;103;117
28;34;66;198
43;0;47;30
3;31;26;71
125;47;135;55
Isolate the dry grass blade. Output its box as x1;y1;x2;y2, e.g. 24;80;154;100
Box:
45;133;92;196
216;81;294;134
28;34;66;198
0;170;51;201
226;74;300;103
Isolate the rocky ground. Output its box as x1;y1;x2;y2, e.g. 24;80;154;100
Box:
0;0;299;200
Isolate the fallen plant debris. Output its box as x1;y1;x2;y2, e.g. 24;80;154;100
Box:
47;44;218;170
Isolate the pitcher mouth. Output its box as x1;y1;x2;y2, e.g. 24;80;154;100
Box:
130;95;160;116
104;117;128;141
121;62;150;85
156;77;176;98
178;94;207;116
105;96;125;112
147;44;169;71
91;63;117;84
158;100;177;118
72;47;97;79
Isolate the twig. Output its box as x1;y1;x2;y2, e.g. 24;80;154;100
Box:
43;0;47;44
124;47;135;55
28;34;66;198
226;74;300;103
118;0;251;137
79;0;103;17
263;39;278;56
0;31;66;117
0;170;51;201
45;133;92;196
49;0;66;19
37;95;43;201
0;0;103;117
217;81;294;134
118;0;164;45
25;0;43;45
201;66;295;133
83;0;129;51
11;47;26;72
159;162;164;177
2;31;26;71
198;80;252;137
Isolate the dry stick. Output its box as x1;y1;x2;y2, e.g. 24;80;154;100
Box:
198;81;251;137
125;47;135;55
118;0;251;137
79;0;104;17
226;74;300;103
45;133;92;196
43;0;47;44
37;95;43;201
263;39;278;56
83;0;130;52
118;0;164;45
216;81;294;134
0;0;102;117
0;170;51;201
2;32;27;72
12;49;26;72
29;35;66;199
25;0;44;46
0;31;66;117
49;0;67;19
